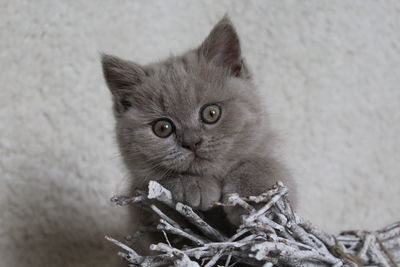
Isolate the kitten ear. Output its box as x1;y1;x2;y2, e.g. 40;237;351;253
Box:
198;16;244;77
101;54;146;112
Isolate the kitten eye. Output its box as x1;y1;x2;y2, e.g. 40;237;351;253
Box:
152;119;174;138
200;104;221;124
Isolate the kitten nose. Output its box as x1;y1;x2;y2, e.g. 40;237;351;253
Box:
182;138;203;152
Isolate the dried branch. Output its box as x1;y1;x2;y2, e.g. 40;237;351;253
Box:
108;181;400;266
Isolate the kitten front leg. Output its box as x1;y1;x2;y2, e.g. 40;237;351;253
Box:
222;157;295;225
159;175;221;211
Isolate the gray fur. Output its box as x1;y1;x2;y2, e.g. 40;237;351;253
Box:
102;17;295;237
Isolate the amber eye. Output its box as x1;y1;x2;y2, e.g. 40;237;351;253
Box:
200;104;221;124
152;119;174;138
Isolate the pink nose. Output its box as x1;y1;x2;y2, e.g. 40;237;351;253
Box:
182;139;203;152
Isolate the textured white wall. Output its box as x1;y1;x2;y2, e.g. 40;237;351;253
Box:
1;1;399;266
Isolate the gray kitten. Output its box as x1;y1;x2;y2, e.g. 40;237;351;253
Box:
102;17;295;246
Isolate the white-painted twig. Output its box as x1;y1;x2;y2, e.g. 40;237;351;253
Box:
108;181;400;266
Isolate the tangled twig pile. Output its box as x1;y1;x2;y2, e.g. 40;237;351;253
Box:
107;181;400;266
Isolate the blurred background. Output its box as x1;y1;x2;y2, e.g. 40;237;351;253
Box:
1;1;399;266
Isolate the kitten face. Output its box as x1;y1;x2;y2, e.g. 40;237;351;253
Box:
102;17;266;184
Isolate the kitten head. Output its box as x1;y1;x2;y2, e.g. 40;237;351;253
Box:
102;17;269;187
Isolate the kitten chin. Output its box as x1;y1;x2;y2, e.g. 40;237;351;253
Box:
102;16;295;254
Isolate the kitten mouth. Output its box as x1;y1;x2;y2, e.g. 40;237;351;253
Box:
180;152;211;172
194;155;204;160
187;156;206;171
193;153;209;162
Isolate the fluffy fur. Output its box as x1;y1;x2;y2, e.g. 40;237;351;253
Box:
102;16;295;238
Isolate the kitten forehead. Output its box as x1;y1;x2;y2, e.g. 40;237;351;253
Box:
135;53;234;121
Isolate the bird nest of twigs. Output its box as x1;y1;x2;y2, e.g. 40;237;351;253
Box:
107;181;400;266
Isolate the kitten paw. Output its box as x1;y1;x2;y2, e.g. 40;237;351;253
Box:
159;176;221;211
186;176;221;211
